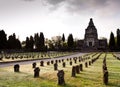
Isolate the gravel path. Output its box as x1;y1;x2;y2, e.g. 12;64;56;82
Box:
0;53;87;68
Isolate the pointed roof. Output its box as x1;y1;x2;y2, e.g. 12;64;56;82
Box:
88;18;94;27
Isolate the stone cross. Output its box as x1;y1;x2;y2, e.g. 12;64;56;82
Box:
57;70;65;85
40;61;44;66
32;62;36;68
34;67;40;78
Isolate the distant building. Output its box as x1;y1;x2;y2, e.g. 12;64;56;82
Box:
78;18;107;51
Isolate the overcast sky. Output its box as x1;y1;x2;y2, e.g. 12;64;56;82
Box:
0;0;120;41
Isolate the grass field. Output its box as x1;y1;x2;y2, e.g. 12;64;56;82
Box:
0;53;120;87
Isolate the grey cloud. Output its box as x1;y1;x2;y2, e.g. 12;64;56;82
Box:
44;0;65;5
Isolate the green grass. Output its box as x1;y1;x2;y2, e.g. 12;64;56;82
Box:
0;52;120;87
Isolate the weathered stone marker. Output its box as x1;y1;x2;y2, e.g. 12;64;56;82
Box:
34;67;40;78
40;61;44;66
57;70;65;85
59;60;61;63
70;61;72;65
51;60;54;64
14;64;20;72
80;64;83;71
62;62;66;68
71;66;76;77
74;59;77;63
47;61;50;65
85;62;88;68
103;70;108;85
54;63;58;70
32;62;36;68
89;61;91;66
55;60;58;63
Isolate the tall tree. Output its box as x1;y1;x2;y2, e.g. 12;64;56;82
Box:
25;37;30;49
62;33;65;42
29;36;34;50
34;33;39;50
116;29;120;50
109;32;115;51
8;33;21;49
67;34;74;49
0;30;7;49
39;32;45;51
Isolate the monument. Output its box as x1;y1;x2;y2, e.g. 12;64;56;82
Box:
78;18;107;51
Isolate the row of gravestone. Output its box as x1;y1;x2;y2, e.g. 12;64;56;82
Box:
112;53;120;60
0;52;70;60
13;52;100;73
13;52;101;73
13;53;101;85
102;54;109;85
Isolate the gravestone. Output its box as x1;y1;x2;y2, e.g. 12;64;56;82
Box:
76;65;80;74
67;58;69;61
62;59;64;62
80;64;83;71
59;60;61;63
47;61;50;65
55;60;58;63
89;61;91;66
71;66;76;77
74;59;77;64
70;61;72;66
51;60;54;64
62;62;66;68
34;67;40;78
85;62;88;68
103;70;108;85
14;64;20;72
32;62;36;68
103;64;107;73
54;63;58;70
40;61;44;66
57;70;65;85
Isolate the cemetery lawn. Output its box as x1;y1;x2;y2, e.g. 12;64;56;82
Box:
0;53;120;87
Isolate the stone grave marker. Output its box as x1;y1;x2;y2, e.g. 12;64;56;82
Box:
34;67;40;78
14;64;20;72
40;61;44;66
57;70;65;85
62;62;66;68
32;62;36;68
71;66;76;77
54;63;58;70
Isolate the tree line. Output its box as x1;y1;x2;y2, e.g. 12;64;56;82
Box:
0;29;120;52
0;30;75;52
109;28;120;51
